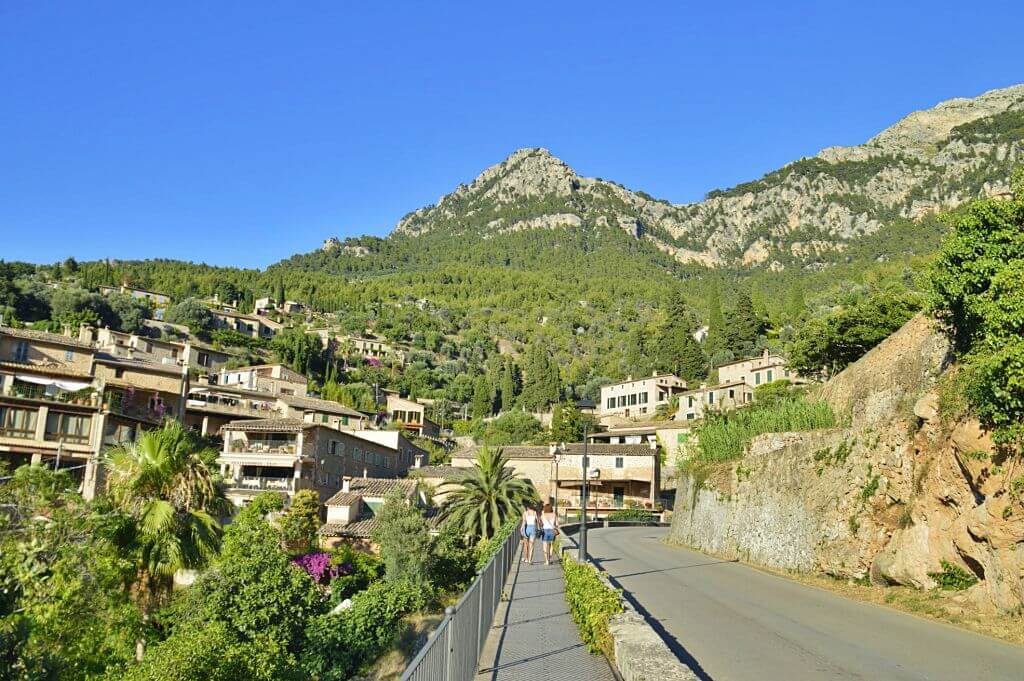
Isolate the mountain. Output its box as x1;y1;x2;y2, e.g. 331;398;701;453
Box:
298;84;1023;274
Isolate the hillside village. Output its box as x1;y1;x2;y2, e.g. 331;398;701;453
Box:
3;77;1024;679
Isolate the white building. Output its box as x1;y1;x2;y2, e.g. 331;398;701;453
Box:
598;373;686;420
717;350;791;387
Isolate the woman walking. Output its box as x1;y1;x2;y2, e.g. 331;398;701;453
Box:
521;505;539;564
540;503;559;565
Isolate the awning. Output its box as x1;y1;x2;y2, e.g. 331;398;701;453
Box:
16;375;92;392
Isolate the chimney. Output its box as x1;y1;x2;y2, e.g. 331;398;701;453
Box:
413;454;424;468
341;476;351;493
363;468;368;479
78;323;93;344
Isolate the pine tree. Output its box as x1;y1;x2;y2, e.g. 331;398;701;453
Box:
624;326;650;376
470;374;492;420
656;295;707;382
727;288;759;356
519;343;560;411
706;281;728;357
500;358;518;412
676;332;709;383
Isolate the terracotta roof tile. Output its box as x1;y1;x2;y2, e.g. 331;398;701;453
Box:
324;477;416;505
0;327;94;350
220;417;314;433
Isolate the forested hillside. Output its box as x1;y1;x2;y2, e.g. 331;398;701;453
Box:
3;85;1022;413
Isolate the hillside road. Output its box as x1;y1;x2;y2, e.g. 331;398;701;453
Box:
586;526;1024;681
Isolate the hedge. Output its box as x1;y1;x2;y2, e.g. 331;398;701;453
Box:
561;555;622;659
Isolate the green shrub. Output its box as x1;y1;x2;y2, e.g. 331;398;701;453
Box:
562;556;622;659
473;517;518;570
605;508;654;523
692;397;836;463
928;561;979;591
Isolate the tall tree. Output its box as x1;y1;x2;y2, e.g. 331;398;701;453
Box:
470;374;493;420
499;358;519;412
550;401;584;442
519;342;560;411
727;288;760;355
371;490;433;588
705;281;728;358
439;448;538;539
624;326;651;377
104;421;227;660
656;296;707;382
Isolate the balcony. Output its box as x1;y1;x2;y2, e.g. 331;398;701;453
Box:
0;425;35;440
228;439;297;455
555;467;654;483
229;476;297;493
3;381;99;408
103;391;169;422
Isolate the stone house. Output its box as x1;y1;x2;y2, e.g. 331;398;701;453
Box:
716;350;792;387
677;380;755;422
317;476;420;552
599;373;687;421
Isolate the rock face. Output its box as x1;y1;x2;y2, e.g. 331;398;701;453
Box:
669;315;1024;613
392;85;1024;268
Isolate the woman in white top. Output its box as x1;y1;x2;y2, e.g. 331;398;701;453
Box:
520;506;539;564
540;503;558;565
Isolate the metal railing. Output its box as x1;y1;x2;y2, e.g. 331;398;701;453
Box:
400;528;520;681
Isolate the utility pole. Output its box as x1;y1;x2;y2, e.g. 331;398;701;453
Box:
578;421;589;562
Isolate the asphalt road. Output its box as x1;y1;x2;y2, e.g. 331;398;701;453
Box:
586;526;1024;681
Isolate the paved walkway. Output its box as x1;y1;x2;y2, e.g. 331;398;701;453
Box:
475;546;617;681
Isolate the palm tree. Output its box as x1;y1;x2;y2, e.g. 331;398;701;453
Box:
439;447;538;540
104;420;227;659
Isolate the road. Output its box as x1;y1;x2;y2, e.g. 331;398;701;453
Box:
586;526;1024;681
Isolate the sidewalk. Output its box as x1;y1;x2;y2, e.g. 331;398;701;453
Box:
475;546;617;681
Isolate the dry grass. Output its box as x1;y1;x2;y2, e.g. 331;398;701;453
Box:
362;611;445;681
789;573;1024;646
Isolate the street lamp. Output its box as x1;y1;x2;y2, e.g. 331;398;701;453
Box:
578;421;589;562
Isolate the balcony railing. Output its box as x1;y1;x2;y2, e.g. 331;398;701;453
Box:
4;382;99;407
44;431;91;445
228;439;297;455
229;476;297;492
0;425;35;440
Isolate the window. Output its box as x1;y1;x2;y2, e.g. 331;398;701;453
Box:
628;393;637;406
766;369;773;382
606;397;615;409
198;352;210;367
45;412;91;444
341;415;349;426
353;447;362;461
0;407;37;438
617;396;626;407
728;389;735;399
13;341;29;362
64;349;74;362
708;391;714;404
686;412;695;420
614;456;624;469
639;392;648;404
687;396;694;408
755;372;761;385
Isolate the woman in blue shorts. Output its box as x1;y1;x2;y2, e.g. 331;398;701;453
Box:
540;503;558;565
521;505;538;564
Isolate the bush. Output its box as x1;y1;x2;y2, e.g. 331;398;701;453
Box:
605;508;655;523
473;517;519;570
562;556;622;659
691;397;837;463
928;561;979;591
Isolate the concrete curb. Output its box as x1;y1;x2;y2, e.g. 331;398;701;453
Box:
559;523;700;681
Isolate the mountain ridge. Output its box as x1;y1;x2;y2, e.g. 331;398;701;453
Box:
313;83;1023;273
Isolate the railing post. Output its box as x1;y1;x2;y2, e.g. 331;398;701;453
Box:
444;605;456;681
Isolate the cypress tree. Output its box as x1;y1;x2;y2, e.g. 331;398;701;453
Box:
470;374;492;420
728;289;760;355
706;281;728;357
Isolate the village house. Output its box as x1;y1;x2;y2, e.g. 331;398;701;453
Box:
451;442;663;518
339;334;405;365
716;349;792;387
84;325;244;375
598;372;687;421
317;476;420;551
553;443;661;516
214;364;308;397
677;380;755;422
209;308;283;340
218;418;417;508
408;463;466;505
0;324;193;499
184;383;282;437
279;393;370;431
385;392;440;438
99;283;172;320
0;327;104;495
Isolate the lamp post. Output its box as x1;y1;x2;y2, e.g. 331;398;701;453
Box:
578;421;589;562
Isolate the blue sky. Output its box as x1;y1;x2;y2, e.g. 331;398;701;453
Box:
2;1;1022;268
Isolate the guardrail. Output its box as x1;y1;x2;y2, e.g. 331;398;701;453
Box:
400;528;520;681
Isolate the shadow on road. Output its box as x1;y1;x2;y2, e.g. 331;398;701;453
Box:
592;555;717;681
610;558;739;580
